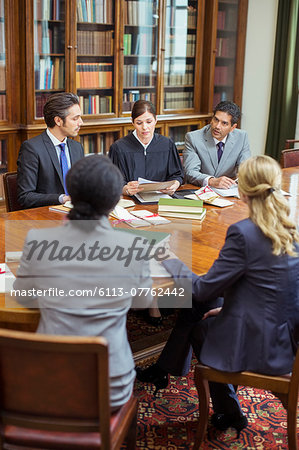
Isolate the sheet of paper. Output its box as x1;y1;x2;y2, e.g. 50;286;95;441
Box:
0;263;16;293
134;192;172;203
211;185;240;198
137;177;174;192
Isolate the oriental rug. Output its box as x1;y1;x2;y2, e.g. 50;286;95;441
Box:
126;356;299;449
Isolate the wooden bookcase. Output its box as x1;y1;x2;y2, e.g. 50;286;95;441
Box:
0;0;248;170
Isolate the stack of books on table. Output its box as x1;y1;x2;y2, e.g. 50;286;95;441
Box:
158;198;206;221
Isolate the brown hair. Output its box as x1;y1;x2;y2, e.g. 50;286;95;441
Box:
43;92;80;128
131;100;156;121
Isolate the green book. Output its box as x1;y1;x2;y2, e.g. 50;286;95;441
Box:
158;197;204;213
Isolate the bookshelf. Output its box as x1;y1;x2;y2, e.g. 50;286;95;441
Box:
76;0;115;115
213;0;248;108
33;0;66;118
163;0;200;112
1;0;247;172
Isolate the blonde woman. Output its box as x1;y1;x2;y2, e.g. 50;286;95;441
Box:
136;155;299;437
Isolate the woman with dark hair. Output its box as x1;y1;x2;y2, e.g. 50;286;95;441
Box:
14;155;154;411
109;99;184;197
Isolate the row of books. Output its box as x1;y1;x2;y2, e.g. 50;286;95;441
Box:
35;57;65;90
80;132;115;155
216;37;236;58
165;34;196;58
214;65;234;86
35;93;52;118
77;0;113;24
164;91;193;110
0;140;7;166
124;1;156;26
76;62;113;88
166;5;197;29
35;0;63;21
158;198;206;221
0;62;5;90
123;33;154;56
0;94;6;120
77;30;114;56
164;63;194;86
213;90;230;107
123;64;155;88
217;7;238;31
79;94;112;114
122;91;156;111
35;22;64;55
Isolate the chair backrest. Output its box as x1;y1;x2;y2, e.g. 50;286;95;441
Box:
0;329;111;446
280;148;299;168
284;139;299;150
3;171;23;212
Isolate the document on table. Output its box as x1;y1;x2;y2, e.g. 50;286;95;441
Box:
211;184;240;198
137;177;174;192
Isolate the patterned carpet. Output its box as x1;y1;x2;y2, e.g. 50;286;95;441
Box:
128;356;299;449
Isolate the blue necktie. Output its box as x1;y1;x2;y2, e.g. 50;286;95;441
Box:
217;141;224;162
59;143;69;195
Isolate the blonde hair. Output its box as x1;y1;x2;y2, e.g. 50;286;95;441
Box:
238;155;299;256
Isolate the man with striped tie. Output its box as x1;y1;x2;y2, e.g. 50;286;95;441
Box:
17;92;84;209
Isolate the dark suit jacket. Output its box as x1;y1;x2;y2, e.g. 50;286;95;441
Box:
17;131;84;208
163;218;299;375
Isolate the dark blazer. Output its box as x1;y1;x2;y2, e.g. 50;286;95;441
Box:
17;131;84;208
163;218;299;375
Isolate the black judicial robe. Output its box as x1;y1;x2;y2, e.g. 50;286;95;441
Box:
109;133;184;185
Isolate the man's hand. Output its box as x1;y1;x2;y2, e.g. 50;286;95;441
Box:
62;195;71;204
208;176;236;189
160;180;180;195
202;307;222;320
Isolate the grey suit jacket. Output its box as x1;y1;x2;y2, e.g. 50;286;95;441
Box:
17;131;84;208
163;218;299;375
183;124;250;186
14;217;153;407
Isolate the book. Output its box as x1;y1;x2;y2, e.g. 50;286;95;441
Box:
184;186;234;207
158;197;204;213
158;209;206;221
110;205;149;227
130;210;171;225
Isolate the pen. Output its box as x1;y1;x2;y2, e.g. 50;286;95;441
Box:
235;178;238;184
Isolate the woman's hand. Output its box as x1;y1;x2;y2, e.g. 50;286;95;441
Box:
160;180;180;195
123;181;144;196
202;307;222;320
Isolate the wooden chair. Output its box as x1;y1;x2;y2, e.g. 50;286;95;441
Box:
0;329;138;450
285;139;299;150
281;148;299;168
3;171;23;212
193;348;299;450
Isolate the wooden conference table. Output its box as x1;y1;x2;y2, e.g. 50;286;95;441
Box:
0;167;298;335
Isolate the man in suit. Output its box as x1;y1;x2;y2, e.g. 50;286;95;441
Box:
17;92;84;209
183;101;250;188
